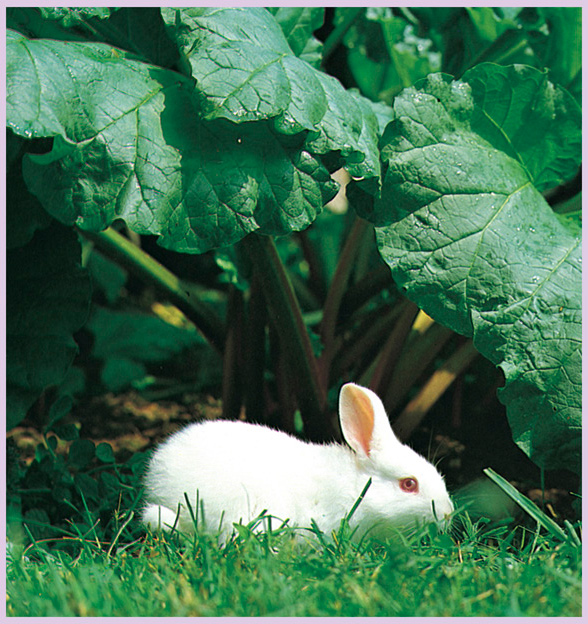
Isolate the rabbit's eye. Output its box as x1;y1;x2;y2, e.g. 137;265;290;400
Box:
399;477;419;493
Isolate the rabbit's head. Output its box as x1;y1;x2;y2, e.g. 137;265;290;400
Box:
339;383;453;535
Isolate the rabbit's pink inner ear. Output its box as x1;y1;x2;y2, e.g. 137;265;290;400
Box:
340;384;375;457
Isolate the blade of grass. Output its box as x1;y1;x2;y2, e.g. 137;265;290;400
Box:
483;468;568;541
184;491;198;531
76;488;101;549
106;511;134;558
563;520;581;547
345;477;372;523
308;518;332;556
334;478;373;547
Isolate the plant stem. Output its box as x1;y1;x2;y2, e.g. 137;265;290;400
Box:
332;304;401;383
318;217;370;389
271;324;297;434
78;227;225;353
297;229;327;302
244;274;268;424
222;286;244;421
384;320;454;410
392;339;479;440
339;264;394;319
241;234;331;441
322;8;364;64
369;299;420;396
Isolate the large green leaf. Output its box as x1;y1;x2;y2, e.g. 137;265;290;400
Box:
6;30;339;253
161;7;316;127
411;7;582;103
7;21;381;253
87;305;216;392
8;7;180;70
336;7;441;103
6;224;92;429
268;7;325;68
411;7;519;76
525;8;582;98
37;7;114;26
365;64;581;473
161;7;381;180
7;7;113;42
88;306;204;363
465;63;581;192
7;132;52;250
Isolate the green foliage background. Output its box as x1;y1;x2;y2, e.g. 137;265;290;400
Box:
5;7;582;547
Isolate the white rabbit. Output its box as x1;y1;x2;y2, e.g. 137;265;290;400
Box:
141;383;453;541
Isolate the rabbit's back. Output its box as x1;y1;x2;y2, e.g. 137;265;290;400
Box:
142;420;354;534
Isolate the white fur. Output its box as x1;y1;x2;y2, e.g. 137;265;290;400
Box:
141;383;453;541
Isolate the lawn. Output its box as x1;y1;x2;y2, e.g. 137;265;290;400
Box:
6;514;582;617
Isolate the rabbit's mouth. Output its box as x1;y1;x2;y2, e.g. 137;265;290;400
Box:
431;498;454;531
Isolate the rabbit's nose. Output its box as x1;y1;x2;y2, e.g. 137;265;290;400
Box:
433;498;454;524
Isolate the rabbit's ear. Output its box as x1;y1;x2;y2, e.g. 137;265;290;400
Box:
339;383;377;457
339;383;398;458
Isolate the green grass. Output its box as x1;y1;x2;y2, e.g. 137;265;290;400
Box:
6;513;582;617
